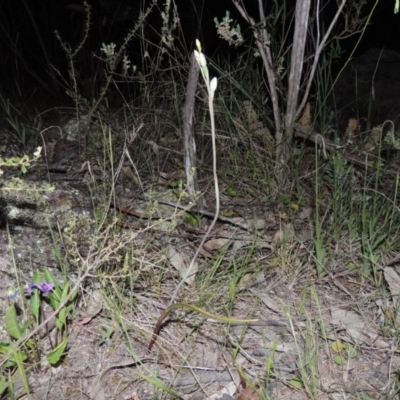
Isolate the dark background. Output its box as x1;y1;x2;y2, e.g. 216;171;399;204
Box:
0;0;398;107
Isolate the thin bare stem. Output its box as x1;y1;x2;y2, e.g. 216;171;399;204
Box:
233;0;282;157
297;0;347;116
148;303;258;352
167;46;220;307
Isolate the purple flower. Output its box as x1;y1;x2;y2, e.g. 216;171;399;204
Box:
27;282;55;295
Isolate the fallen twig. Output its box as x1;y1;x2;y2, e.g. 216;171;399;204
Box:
294;123;399;176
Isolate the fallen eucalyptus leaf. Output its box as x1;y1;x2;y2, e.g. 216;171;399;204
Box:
167;245;198;285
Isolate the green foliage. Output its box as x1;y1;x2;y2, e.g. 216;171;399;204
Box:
185;212;202;226
42;270;77;333
214;11;243;46
225;186;237;197
0;148;42;176
0;93;30;145
0;342;28;369
0;374;7;396
5;305;28;341
46;338;69;366
0;269;77;397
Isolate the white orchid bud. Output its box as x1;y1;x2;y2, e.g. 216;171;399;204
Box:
196;39;202;52
198;52;207;68
210;77;218;92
